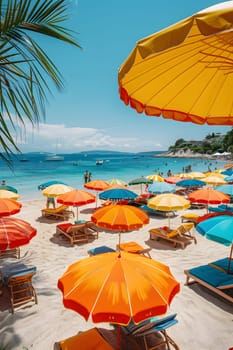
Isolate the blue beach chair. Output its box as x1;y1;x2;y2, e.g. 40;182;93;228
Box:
122;313;179;350
184;264;233;303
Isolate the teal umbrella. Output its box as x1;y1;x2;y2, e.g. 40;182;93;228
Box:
99;188;138;201
196;215;233;273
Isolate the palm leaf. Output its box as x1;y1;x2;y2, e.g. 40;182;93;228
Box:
0;0;81;161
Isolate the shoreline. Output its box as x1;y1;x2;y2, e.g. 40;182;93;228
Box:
155;149;233;160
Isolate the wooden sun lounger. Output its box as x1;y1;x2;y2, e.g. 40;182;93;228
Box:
0;248;20;259
184;264;233;303
116;241;152;258
149;224;196;249
121;313;179;350
41;205;74;220
5;266;38;313
56;221;99;245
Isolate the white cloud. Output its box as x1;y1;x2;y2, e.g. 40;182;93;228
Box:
10;121;162;153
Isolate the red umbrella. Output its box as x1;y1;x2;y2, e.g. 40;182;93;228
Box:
0;198;22;217
188;188;230;205
0;217;37;250
57;189;96;220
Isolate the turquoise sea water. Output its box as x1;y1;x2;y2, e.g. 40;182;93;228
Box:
0;152;227;200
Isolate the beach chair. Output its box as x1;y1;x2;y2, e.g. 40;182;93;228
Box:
149;224;195;249
0;248;20;259
116;241;152;258
122;313;179;350
88;245;116;256
209;257;233;274
56;221;98;245
53;327;114;350
41;205;74;220
184;264;233;303
181;213;200;225
6;266;37;313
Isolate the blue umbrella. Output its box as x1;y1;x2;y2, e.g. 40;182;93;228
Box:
221;169;233;176
0;185;18;193
38;180;68;190
196;215;233;273
176;179;205;188
215;184;233;197
148;182;175;194
225;174;233;183
99;188;138;201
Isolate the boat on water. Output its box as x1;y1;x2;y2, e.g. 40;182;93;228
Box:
96;160;103;165
45;153;64;161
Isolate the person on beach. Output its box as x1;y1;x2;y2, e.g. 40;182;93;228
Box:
88;172;92;182
167;169;172;177
46;197;55;209
84;170;89;183
1;180;6;187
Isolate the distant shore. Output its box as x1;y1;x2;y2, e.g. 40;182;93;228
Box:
155;149;233;160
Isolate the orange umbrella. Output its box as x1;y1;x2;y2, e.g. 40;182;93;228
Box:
57;189;96;220
91;204;149;245
57;252;180;325
118;2;233;126
84;180;110;207
0;217;37;250
164;176;184;184
84;179;110;191
0;198;22;217
188;188;230;210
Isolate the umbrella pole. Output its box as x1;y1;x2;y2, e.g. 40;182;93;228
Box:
117;325;121;350
76;207;79;221
168;212;170;228
227;244;233;274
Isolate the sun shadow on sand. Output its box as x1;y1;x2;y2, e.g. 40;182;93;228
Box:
50;232;97;247
186;283;233;314
36;216;66;224
144;239;186;251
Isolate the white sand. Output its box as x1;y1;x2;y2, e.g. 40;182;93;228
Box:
0;193;233;350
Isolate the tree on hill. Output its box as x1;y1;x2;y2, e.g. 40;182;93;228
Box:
0;0;81;162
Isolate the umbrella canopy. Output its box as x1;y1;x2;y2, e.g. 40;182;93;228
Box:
221;169;233;176
0;185;18;193
196;215;233;273
176;179;206;188
225;174;233;183
148;193;190;211
202;175;226;186
189;172;206;179
84;179;110;191
148;182;175;194
99;188;138;201
128;177;153;194
146;174;164;182
118;1;233;126
57;251;180;325
38;180;68;190
0;198;22;217
91;204;149;245
42;184;73;198
215;184;233;197
164;176;184;184
0;217;37;250
128;177;153;185
0;190;20;200
57;190;96;220
188;188;230;205
147;193;190;227
107;178;127;186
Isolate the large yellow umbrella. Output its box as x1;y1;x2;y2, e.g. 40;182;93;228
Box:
118;1;233;125
42;184;73;198
148;193;190;227
0;190;20;200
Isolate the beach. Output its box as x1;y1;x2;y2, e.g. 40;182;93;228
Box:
0;187;233;350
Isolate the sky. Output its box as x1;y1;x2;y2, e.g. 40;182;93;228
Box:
13;0;231;154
